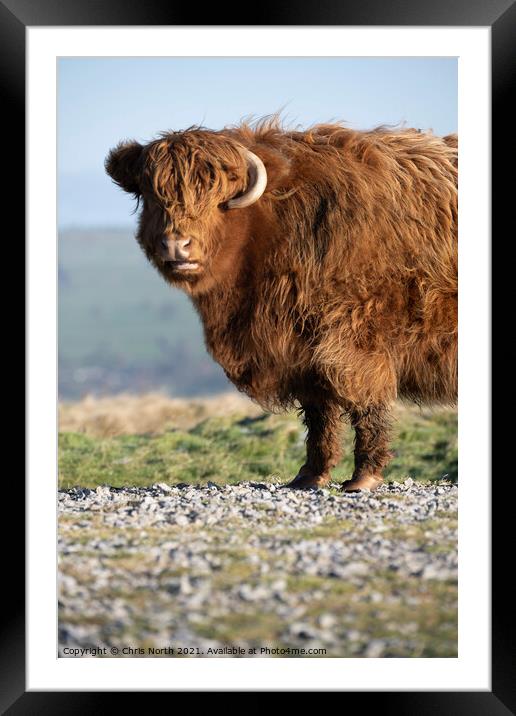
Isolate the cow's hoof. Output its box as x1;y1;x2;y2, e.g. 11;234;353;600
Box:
341;474;383;492
284;471;331;490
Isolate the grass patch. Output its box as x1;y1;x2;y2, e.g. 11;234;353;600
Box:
59;401;457;489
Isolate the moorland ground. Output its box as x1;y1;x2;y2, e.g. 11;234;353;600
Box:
59;393;457;658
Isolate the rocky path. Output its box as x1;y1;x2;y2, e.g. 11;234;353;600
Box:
58;480;458;658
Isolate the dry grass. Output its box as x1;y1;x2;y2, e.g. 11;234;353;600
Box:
58;392;263;437
59;392;456;447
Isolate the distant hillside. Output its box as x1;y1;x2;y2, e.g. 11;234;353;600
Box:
58;229;231;399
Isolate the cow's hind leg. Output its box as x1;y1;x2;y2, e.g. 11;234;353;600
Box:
286;401;343;489
342;404;393;492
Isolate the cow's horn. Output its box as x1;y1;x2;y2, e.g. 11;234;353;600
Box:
227;150;267;209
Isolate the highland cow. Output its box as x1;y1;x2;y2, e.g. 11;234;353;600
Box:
106;120;457;491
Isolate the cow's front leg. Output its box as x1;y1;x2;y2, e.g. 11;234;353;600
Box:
342;404;393;492
286;401;343;489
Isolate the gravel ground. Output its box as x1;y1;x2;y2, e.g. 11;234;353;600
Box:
58;480;458;658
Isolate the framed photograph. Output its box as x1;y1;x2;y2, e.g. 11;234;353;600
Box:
5;0;510;708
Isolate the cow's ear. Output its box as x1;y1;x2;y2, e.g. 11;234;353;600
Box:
105;141;143;195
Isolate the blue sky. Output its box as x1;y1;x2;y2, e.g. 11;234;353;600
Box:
58;57;457;228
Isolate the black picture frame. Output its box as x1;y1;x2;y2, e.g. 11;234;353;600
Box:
4;0;512;710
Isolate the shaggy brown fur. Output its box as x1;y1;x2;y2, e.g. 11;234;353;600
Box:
106;119;458;491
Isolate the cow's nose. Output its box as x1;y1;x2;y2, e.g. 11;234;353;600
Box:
161;237;192;261
176;238;191;259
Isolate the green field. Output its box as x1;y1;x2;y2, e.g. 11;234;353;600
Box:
59;396;457;489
